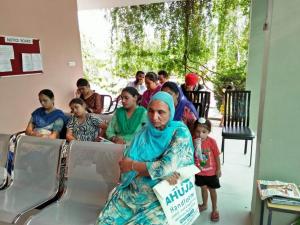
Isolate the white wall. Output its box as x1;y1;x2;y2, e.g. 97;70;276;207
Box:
0;0;83;133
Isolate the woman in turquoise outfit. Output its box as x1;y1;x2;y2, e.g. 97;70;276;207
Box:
97;91;194;225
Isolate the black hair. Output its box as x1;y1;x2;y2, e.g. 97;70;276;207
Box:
39;89;54;99
145;72;158;82
136;71;145;77
122;87;140;98
161;81;180;95
134;71;145;85
193;118;212;132
158;70;169;79
69;98;86;107
76;78;90;87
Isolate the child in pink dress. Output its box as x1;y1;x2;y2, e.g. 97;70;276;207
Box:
193;118;221;222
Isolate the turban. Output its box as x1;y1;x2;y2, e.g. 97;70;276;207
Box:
185;73;199;86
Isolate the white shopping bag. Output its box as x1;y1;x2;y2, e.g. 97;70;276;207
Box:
153;165;200;225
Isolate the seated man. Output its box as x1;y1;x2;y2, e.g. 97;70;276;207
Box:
158;70;169;85
180;73;205;100
76;78;103;114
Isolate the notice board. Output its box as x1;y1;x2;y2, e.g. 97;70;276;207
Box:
0;35;43;77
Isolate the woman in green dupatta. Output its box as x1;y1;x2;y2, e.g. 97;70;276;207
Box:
106;87;147;145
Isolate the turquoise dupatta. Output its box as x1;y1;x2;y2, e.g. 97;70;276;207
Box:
121;91;183;187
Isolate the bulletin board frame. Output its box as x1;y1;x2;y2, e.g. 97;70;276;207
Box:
0;35;43;77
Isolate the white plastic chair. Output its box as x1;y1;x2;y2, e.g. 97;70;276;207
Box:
0;134;11;189
0;136;65;223
26;141;124;225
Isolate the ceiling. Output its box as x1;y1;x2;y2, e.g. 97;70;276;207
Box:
77;0;177;10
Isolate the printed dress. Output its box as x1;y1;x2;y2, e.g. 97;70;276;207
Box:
97;125;194;225
66;113;102;141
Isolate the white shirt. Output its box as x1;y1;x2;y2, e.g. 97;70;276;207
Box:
127;81;147;95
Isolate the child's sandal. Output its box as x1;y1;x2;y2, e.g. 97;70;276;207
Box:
210;211;220;222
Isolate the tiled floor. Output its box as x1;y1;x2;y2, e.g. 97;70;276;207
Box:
193;121;255;225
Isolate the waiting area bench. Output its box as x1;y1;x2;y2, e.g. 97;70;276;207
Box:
0;136;65;224
0;133;124;225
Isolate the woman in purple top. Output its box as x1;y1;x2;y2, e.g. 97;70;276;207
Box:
140;72;161;108
161;81;198;131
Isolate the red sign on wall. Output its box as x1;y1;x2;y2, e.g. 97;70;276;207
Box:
0;35;43;77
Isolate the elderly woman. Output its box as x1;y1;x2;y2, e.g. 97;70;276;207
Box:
106;87;147;145
25;89;67;138
97;91;194;225
162;81;198;131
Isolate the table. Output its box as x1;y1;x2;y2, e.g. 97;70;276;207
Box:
260;199;300;225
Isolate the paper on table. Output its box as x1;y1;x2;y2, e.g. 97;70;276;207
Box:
0;45;14;59
0;59;12;72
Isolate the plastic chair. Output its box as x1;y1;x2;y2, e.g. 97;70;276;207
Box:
185;91;211;118
0;134;11;189
221;90;255;166
26;141;124;225
0;136;65;223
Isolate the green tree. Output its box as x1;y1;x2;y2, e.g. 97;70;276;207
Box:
82;0;250;105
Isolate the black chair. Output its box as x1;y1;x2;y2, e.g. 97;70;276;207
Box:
221;90;255;166
185;91;211;118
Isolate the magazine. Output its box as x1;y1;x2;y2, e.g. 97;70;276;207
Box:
257;180;300;200
270;196;300;206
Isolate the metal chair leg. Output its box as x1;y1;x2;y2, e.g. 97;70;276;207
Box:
249;139;253;167
221;137;225;164
244;140;248;154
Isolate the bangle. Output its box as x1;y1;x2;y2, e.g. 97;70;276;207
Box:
131;161;135;171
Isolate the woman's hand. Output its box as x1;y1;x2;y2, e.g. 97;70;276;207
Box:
166;172;180;185
216;169;222;178
112;136;126;144
119;157;133;173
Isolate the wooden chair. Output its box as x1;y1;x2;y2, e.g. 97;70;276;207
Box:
185;91;211;118
221;90;255;166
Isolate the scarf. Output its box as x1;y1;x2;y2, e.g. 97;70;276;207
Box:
120;91;184;187
116;106;146;136
174;85;199;121
32;107;67;128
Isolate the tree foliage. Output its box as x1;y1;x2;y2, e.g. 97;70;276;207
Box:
83;0;250;105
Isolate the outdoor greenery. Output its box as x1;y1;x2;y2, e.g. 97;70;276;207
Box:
82;0;250;106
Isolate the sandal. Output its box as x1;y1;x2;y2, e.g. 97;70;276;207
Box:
198;204;207;212
210;211;220;222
